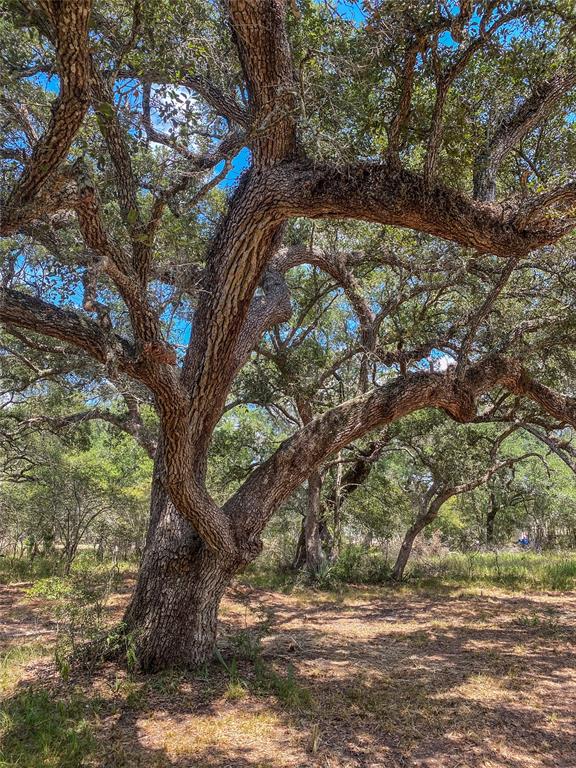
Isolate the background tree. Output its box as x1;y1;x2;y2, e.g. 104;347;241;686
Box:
0;421;151;570
384;418;538;579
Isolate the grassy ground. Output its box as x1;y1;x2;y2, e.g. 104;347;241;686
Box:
242;548;576;592
409;550;576;590
0;556;575;767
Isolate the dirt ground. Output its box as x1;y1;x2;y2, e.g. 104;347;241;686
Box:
0;581;575;768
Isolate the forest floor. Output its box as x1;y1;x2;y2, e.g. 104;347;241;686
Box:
0;578;575;768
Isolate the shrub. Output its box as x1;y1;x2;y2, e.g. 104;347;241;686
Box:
26;564;122;670
0;556;57;585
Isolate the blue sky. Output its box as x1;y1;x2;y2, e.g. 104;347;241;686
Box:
25;2;540;193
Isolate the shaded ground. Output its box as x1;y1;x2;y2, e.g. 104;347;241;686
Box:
1;581;575;767
0;582;57;647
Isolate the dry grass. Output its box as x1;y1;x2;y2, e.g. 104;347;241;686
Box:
1;580;575;767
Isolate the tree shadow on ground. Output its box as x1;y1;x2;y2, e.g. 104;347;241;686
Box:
1;584;574;767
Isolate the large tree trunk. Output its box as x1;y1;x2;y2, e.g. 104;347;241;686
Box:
124;452;238;672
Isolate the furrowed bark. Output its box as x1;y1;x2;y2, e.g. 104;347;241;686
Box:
182;0;300;451
182;175;285;455
226;0;297;165
0;0;92;235
276;160;573;255
122;440;248;670
123;462;235;671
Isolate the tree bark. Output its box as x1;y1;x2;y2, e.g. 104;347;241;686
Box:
123;450;238;672
292;523;306;570
5;0;576;677
303;471;324;575
293;399;325;575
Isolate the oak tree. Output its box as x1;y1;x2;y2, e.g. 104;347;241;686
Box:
2;0;576;669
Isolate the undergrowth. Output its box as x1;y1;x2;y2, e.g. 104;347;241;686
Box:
242;546;576;592
217;620;314;712
0;552;136;585
0;688;101;768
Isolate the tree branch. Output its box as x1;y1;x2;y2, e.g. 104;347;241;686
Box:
226;354;576;538
276;159;574;256
125;70;249;127
473;70;576;201
0;288;139;374
226;0;298;165
12;403;157;459
0;0;92;235
231;268;292;371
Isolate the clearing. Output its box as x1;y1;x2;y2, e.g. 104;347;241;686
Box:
0;580;574;768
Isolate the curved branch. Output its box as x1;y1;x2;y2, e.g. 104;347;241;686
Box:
275;159;574;256
126;70;249;127
272;245;375;331
226;355;576;538
231;268;292;370
520;423;576;475
0;0;92;235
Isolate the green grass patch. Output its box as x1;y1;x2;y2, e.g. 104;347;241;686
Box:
242;548;576;593
0;553;137;586
0;643;51;695
216;625;313;713
409;551;576;591
254;658;313;711
0;688;101;768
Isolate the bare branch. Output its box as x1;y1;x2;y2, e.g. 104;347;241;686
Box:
456;256;519;376
0;288;138;374
13;403;157;459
